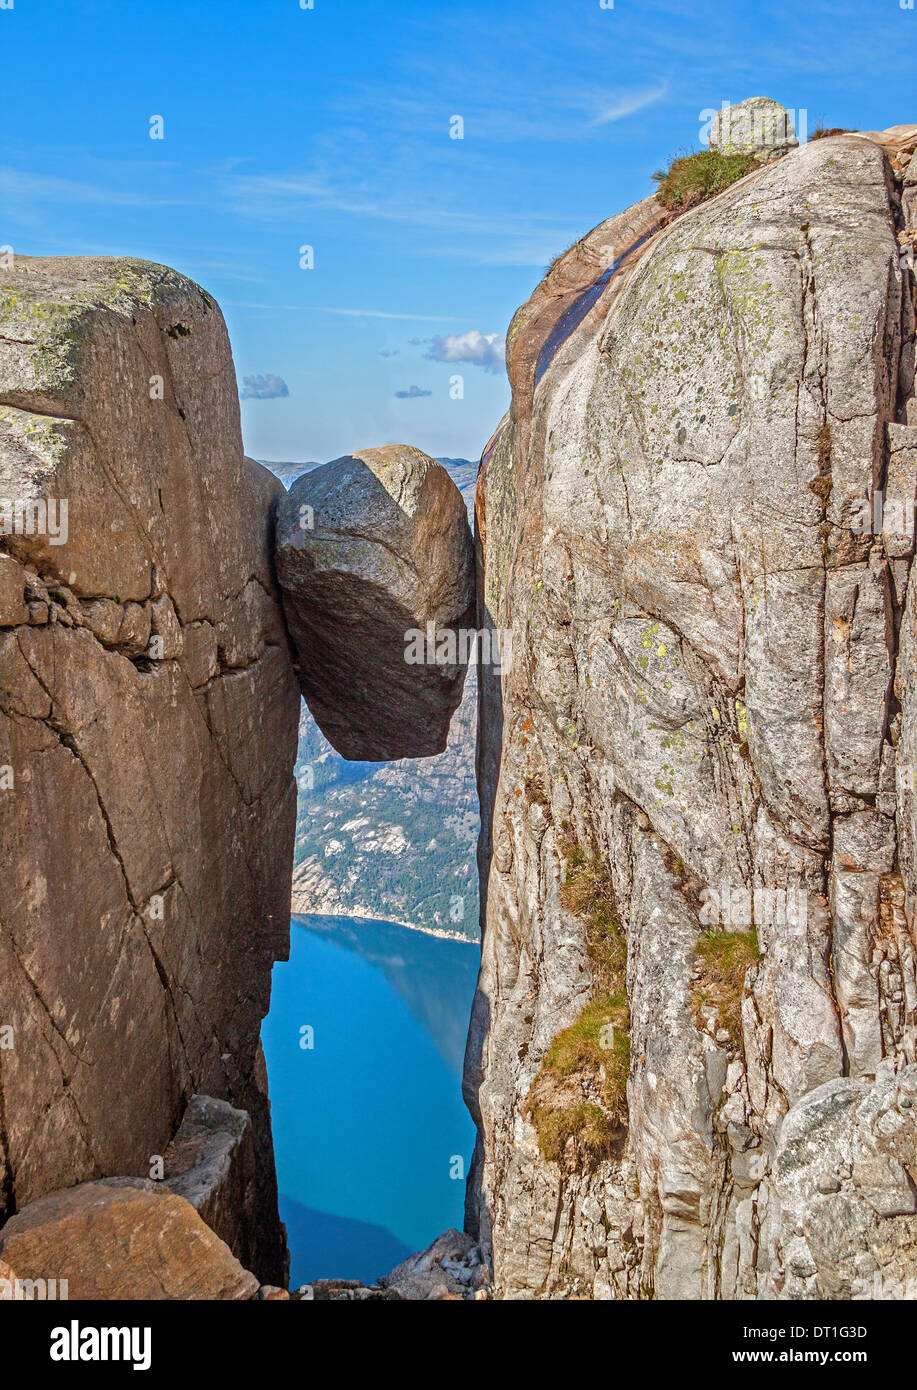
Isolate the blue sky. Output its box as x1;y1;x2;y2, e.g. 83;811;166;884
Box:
1;0;913;464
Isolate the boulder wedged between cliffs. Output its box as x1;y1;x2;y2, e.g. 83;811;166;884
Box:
275;444;476;761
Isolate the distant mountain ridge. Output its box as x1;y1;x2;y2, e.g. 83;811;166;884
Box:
258;459;320;486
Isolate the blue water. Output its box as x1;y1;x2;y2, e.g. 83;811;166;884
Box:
262;914;479;1287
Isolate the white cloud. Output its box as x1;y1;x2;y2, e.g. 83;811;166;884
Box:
425;330;506;375
239;373;289;400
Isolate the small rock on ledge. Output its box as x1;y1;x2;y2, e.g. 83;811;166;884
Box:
708;96;798;157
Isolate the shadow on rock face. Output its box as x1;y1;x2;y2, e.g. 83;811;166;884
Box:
275;444;475;761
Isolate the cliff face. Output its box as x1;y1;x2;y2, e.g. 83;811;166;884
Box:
468;130;917;1298
0;257;300;1283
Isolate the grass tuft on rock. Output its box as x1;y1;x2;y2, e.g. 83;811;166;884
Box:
543;239;580;278
531;1101;617;1167
652;150;760;212
558;836;626;988
692;928;760;1042
526;834;630;1168
810;126;857;140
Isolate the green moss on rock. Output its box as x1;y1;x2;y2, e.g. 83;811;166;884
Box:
526;834;630;1167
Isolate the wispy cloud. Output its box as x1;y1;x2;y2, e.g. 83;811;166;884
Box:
313;306;458;322
591;82;670;126
215;77;631;267
0;165;180;208
223;167;573;241
331;83;670;145
224;301;459;322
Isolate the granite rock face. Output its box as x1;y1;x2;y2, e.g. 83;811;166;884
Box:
161;1094;257;1274
467;128;917;1298
0;1180;259;1300
276;445;475;761
763;1064;917;1299
0;256;300;1284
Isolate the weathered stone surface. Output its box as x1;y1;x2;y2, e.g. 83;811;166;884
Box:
0;256;300;1283
856;124;917;161
0;1180;259;1300
276;444;474;760
290;1230;490;1302
161;1094;257;1273
708;97;797;156
500;196;664;467
763;1066;917;1298
0;554;27;626
468;128;917;1298
294;1278;400;1301
379;1228;489;1300
906;151;917;188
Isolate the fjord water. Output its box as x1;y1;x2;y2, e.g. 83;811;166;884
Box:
263;914;479;1287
